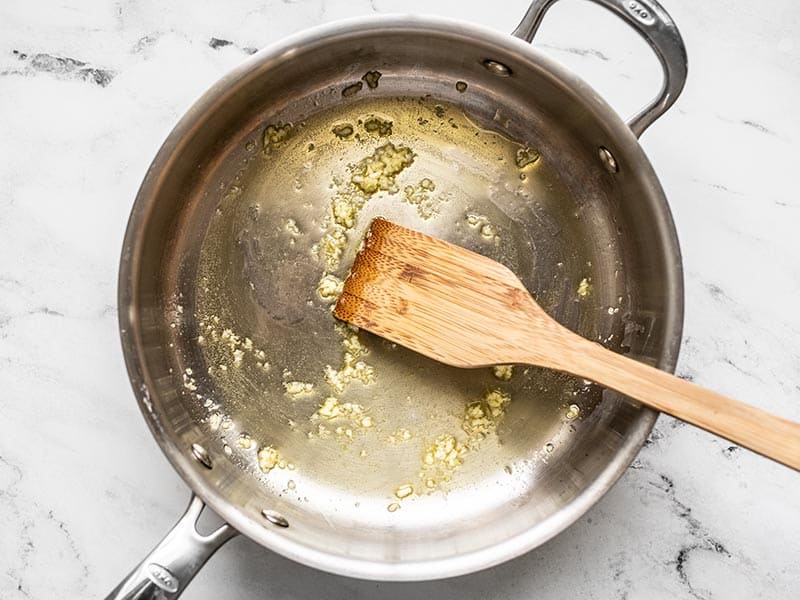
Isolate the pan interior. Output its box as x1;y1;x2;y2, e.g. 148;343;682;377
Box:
189;93;610;524
130;21;680;576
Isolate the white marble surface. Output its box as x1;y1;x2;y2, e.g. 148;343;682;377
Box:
1;0;799;598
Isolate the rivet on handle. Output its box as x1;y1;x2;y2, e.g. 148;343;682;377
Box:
482;59;512;77
191;443;213;469
598;147;619;173
262;509;289;528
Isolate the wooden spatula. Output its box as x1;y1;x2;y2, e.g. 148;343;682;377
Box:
334;218;800;471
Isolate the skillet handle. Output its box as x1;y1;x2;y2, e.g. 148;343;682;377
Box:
105;494;238;600
512;0;687;138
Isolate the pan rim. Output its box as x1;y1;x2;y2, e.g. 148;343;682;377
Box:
117;12;683;581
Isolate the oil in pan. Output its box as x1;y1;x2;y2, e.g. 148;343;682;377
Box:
180;83;611;520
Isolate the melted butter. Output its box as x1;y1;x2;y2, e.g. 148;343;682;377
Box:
192;94;591;504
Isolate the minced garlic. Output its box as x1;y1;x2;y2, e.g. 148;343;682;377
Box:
314;397;365;421
207;412;222;431
465;213;499;241
237;434;255;450
331;194;363;228
466;213;483;227
323;327;375;393
423;434;466;470
323;359;375;394
577;277;591;297
285;218;301;235
182;371;197;391
199;318;268;370
484;389;511;418
263;122;293;152
362;116;392;136
480;223;497;240
462;388;511;441
402;177;442;219
388;428;413;444
341;327;367;356
492;365;513;380
350;142;415;195
284;381;314;397
317;274;343;301
257;446;282;472
314;226;348;271
462;402;494;439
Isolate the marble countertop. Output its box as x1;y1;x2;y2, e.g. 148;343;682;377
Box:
1;1;799;598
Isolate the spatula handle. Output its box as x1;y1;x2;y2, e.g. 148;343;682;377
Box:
561;337;800;471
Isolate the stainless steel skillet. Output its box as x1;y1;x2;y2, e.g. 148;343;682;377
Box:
109;0;687;597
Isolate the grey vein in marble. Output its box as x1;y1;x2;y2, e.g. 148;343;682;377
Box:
4;49;115;86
